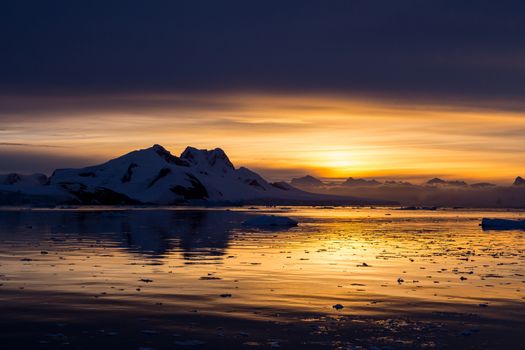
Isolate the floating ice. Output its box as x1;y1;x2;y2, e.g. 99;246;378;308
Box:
481;218;525;230
242;215;298;228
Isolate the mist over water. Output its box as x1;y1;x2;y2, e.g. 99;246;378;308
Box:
293;182;525;208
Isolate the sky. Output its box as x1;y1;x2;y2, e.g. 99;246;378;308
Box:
1;1;525;183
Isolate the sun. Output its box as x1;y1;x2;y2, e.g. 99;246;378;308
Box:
318;150;359;176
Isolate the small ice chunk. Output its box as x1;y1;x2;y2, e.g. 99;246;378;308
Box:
242;215;298;228
332;304;344;310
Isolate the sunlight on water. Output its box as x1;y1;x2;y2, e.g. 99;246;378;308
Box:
0;207;524;348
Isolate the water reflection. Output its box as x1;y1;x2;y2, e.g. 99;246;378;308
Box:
0;208;524;349
1;208;525;301
0;209;248;262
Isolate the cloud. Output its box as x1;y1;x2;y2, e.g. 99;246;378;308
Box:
0;150;98;175
0;142;64;148
0;92;524;182
1;1;525;105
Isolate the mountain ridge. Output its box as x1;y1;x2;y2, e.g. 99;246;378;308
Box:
287;174;525;208
0;145;392;206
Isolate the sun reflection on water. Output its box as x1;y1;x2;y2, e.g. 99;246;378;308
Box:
0;207;523;324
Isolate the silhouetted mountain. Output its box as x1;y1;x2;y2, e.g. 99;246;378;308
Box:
384;180;413;186
426;178;447;186
290;175;324;187
513;176;525;186
343;177;381;187
426;178;467;187
291;176;525;208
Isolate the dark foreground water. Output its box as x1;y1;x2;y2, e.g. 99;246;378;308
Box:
0;207;523;349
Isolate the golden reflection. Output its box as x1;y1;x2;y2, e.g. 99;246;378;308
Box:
0;208;523;320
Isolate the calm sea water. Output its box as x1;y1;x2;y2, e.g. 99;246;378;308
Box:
0;207;523;349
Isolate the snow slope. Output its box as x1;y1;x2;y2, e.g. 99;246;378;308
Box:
0;173;73;205
0;173;47;187
1;145;394;205
46;145;371;204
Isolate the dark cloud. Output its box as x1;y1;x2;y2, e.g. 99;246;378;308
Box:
1;1;525;103
0;150;98;175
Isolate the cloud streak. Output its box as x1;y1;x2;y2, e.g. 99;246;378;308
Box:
0;142;64;148
0;93;524;182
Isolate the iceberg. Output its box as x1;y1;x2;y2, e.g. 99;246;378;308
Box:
481;218;525;230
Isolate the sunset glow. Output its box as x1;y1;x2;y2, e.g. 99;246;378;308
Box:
3;2;525;348
1;93;524;183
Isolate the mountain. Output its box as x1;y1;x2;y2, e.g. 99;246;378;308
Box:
0;145;393;206
426;177;447;186
0;173;47;186
0;172;71;206
48;144;296;204
342;177;381;187
426;178;467;187
384;180;413;186
513;176;525;186
290;175;324;188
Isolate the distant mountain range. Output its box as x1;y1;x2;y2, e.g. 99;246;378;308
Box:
290;174;525;189
289;175;525;208
0;145;393;206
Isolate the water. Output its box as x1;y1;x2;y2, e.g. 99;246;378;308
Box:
0;207;523;349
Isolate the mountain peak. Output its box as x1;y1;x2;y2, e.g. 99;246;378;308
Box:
343;177;381;187
151;144;167;152
142;144;189;166
426;177;446;185
290;175;323;187
513;176;525;186
180;146;234;170
426;178;467;186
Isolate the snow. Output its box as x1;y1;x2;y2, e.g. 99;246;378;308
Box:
0;172;74;205
0;173;47;187
481;218;525;230
242;215;298;228
46;144;340;204
181;146;234;172
1;144;374;205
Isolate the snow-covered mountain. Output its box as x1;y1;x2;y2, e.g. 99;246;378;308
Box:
49;144;301;204
0;173;47;187
1;145;389;205
0;172;72;205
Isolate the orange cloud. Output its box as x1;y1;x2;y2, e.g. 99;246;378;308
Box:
1;92;524;183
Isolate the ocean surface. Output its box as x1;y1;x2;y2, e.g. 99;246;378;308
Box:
0;207;523;349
